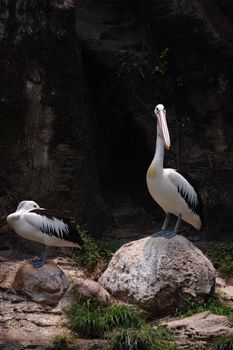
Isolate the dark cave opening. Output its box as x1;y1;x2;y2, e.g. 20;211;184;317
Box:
96;104;150;195
81;49;158;232
95;86;150;195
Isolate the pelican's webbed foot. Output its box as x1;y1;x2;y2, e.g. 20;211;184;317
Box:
151;230;176;239
151;213;182;239
32;259;45;268
32;245;49;268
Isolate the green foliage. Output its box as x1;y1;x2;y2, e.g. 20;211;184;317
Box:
208;242;233;279
67;298;142;338
152;48;170;75
74;227;99;270
52;335;69;349
179;296;233;323
96;239;121;262
214;334;233;350
74;227;120;271
118;56;152;79
110;325;176;350
176;77;184;87
117;48;170;80
67;298;178;349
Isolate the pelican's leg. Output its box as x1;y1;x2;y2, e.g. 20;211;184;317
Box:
161;214;182;239
174;213;182;234
32;246;49;268
153;213;181;239
161;213;171;230
152;213;173;238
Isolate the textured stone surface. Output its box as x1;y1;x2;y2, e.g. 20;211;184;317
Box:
72;278;111;301
164;311;233;339
0;0;111;234
59;278;111;311
0;257;106;349
0;260;71;349
12;261;70;306
216;276;233;307
99;235;215;315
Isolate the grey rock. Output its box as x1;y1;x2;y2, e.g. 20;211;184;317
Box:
99;235;215;315
163;311;233;339
0;258;77;350
72;278;111;301
216;276;233;307
59;278;111;311
12;262;70;306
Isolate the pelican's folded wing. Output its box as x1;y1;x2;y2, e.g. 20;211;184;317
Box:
23;210;69;239
165;168;199;214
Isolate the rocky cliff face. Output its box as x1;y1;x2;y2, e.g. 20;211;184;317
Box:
0;0;232;239
0;0;110;232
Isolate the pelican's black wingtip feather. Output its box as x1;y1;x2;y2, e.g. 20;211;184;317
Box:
30;209;84;246
177;170;204;227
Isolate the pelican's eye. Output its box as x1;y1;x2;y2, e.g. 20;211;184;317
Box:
33;205;37;208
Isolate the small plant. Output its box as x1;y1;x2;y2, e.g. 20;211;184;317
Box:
74;228;120;271
74;227;99;270
52;335;69;349
176;77;184;87
208;242;233;279
213;334;233;350
179;296;233;323
110;325;176;350
117;48;170;81
117;56;152;79
96;239;120;262
67;298;142;338
152;48;170;75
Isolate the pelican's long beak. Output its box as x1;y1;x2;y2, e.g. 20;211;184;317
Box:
157;109;171;150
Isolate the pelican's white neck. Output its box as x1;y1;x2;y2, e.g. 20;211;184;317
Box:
153;134;165;170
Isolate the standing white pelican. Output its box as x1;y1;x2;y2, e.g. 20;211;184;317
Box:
146;104;203;238
7;200;83;268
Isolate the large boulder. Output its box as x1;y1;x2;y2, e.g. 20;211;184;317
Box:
99;235;216;315
13;262;70;306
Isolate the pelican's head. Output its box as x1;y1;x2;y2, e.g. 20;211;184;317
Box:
16;200;40;212
154;104;171;150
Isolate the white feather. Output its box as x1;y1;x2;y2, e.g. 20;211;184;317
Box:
24;212;69;239
165;169;198;209
146;167;202;230
7;200;81;247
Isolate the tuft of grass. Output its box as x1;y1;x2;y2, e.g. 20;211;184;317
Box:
178;296;233;323
110;325;176;350
67;298;179;349
52;335;69;349
67;298;142;338
208;241;233;279
74;228;120;271
213;334;233;350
